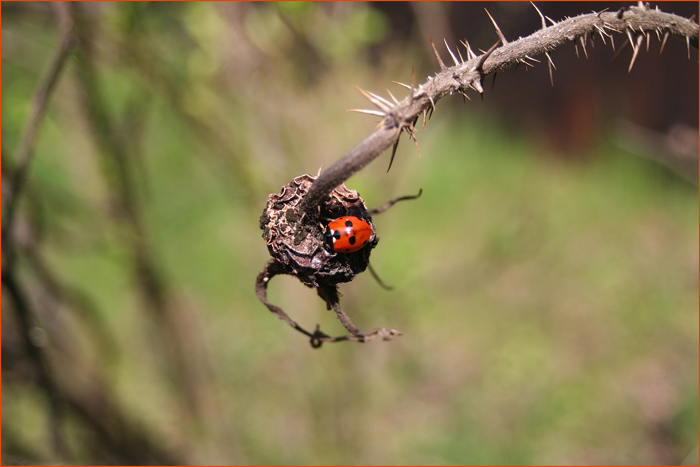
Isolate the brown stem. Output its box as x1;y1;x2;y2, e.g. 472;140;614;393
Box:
255;261;402;347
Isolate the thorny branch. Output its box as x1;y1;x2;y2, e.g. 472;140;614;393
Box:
264;3;698;348
69;3;207;421
298;3;698;220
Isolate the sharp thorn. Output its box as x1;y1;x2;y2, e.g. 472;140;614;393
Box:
574;40;580;58
392;81;412;90
470;78;484;94
461;39;476;60
594;24;607;44
628;34;643;72
387;133;400;172
367;89;394;108
457;46;465;64
355;85;371;98
660;31;669;53
545;52;555;86
484;8;508;44
347;108;387;117
610;39;629;63
491;72;497;91
626;28;636;52
444;38;460;66
476;39;501;72
413;136;422;158
580;34;588;58
386;89;400;104
545;51;557;69
531;1;547;30
429;35;447;70
355;86;392;112
626;28;639;56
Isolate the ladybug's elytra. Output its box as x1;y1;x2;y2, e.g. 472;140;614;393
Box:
326;216;374;254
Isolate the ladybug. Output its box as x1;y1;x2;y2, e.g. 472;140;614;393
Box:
326;216;374;254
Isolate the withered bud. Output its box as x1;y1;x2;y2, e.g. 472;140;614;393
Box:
259;174;378;288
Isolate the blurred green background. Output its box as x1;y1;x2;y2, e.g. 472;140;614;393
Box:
2;2;698;465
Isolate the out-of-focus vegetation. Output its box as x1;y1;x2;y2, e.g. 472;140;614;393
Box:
2;2;697;465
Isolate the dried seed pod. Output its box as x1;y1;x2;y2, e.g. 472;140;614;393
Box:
259;174;378;288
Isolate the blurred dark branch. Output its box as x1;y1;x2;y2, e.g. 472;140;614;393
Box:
2;2;74;263
146;72;259;206
1;4;185;462
613;120;699;184
2;272;68;460
0;5;75;459
61;381;184;465
2;273;184;464
21;243;119;357
68;2;208;423
3;4;220;460
299;4;698;219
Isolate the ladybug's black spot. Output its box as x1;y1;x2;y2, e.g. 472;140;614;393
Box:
348;236;356;245
345;220;354;227
333;231;341;240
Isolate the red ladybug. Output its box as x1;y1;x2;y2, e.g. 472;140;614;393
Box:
326;216;374;254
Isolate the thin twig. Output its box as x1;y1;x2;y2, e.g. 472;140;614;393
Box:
3;2;74;248
255;261;401;348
